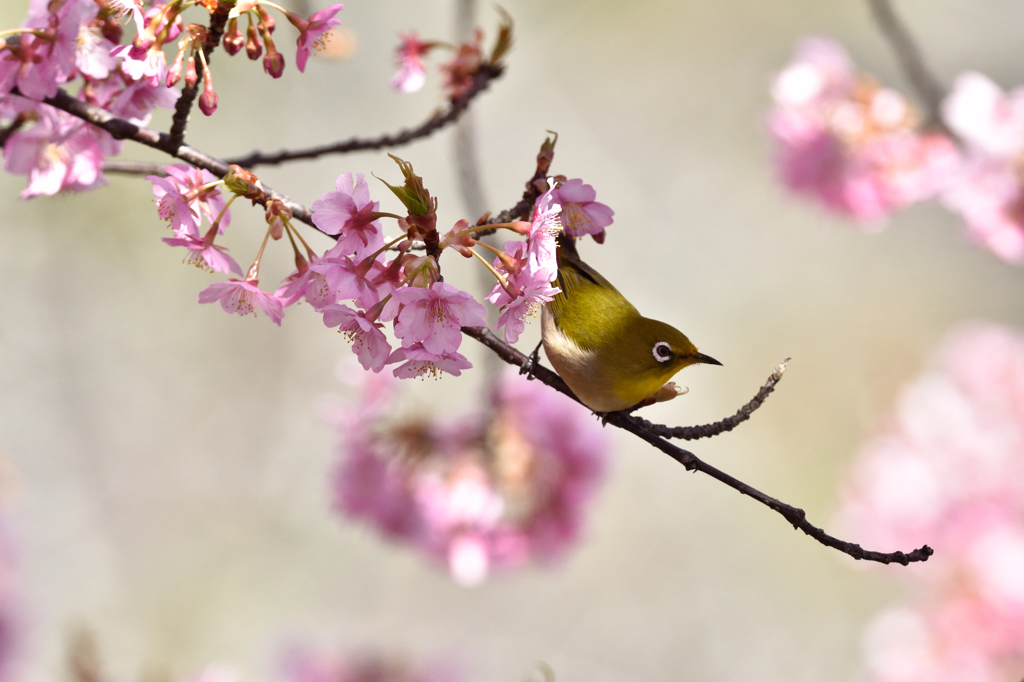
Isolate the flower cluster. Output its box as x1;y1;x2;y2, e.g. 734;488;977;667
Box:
154;149;613;379
0;0;342;197
768;37;957;224
837;324;1024;682
390;9;512;101
769;37;1024;263
324;368;608;586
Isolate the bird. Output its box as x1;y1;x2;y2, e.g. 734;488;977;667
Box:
541;235;721;413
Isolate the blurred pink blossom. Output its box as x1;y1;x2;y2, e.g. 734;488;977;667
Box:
327;368;608;585
391;32;432;94
768;37;958;224
941;72;1024;262
838;323;1024;681
282;645;460;682
3;108;105;197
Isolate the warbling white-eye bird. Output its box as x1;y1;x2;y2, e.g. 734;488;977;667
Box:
541;235;721;413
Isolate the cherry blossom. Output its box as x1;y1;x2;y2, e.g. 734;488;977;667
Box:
387;344;473;379
310;173;384;259
288;4;343;73
768;37;958;224
391;32;431;93
327;369;608;584
281;645;460;682
391;281;487;355
838;324;1024;681
322;303;392;373
162;233;243;276
3;108;105;197
551;178;614;243
198;278;284;325
940;72;1024;262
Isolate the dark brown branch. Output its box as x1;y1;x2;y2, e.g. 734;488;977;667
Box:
867;0;946;128
633;358;790;440
166;1;232;150
462;325;933;566
41;84;931;565
223;64;504;168
40;88;317;229
0;116;27;147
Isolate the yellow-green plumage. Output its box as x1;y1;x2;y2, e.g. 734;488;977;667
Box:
541;238;720;412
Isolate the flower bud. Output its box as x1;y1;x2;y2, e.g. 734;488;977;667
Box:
263;38;284;78
184;54;197;88
222;17;244;55
166;46;186;86
224;165;265;200
256;6;275;33
246;21;263;60
198;68;217;115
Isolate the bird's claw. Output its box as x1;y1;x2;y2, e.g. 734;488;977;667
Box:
519;340;543;379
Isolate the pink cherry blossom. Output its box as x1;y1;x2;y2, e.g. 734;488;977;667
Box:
3;108;105;197
326;369;608;584
275;257;336;310
838;323;1024;681
939;72;1024;262
387;344;473;379
526;185;563;277
291;4;343;73
391;281;487;355
198;278;284;325
322;303;392;373
768;37;958;224
162;233;242;276
110;43;167;86
551;178;614;242
486;226;561;344
310;254;383;309
310;173;384;259
147;174;199;236
391;32;431;93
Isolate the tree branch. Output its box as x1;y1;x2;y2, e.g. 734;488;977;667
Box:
0;116;27;147
223;65;504;168
632;358;790;440
40;88;317;229
462;325;933;566
866;0;946;128
166;1;232;151
42;86;933;565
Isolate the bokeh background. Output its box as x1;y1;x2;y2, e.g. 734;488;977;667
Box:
2;0;1024;680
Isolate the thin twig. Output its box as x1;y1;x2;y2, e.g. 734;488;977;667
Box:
462;325;933;566
102;160;167;175
223;65;504;168
39;88;316;228
633;358;790;440
866;0;946;128
166;1;231;151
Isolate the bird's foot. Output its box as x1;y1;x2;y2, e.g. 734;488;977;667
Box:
519;341;543;379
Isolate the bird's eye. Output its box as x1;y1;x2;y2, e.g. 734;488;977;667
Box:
652;341;673;363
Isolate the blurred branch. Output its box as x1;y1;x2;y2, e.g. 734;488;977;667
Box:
463;326;933;566
867;0;946;128
223;65;504;168
633;358;790;440
102;160;167;175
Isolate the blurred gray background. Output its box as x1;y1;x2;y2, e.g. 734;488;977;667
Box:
2;0;1024;680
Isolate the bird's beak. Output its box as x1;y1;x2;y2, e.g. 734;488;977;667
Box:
691;352;723;366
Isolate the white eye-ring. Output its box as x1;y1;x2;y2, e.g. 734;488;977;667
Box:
652;341;673;363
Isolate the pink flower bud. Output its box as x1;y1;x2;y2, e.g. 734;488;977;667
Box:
263;44;284;78
184;54;197;88
198;69;217;115
166;47;186;87
246;21;263;60
222;18;244;56
256;6;276;33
